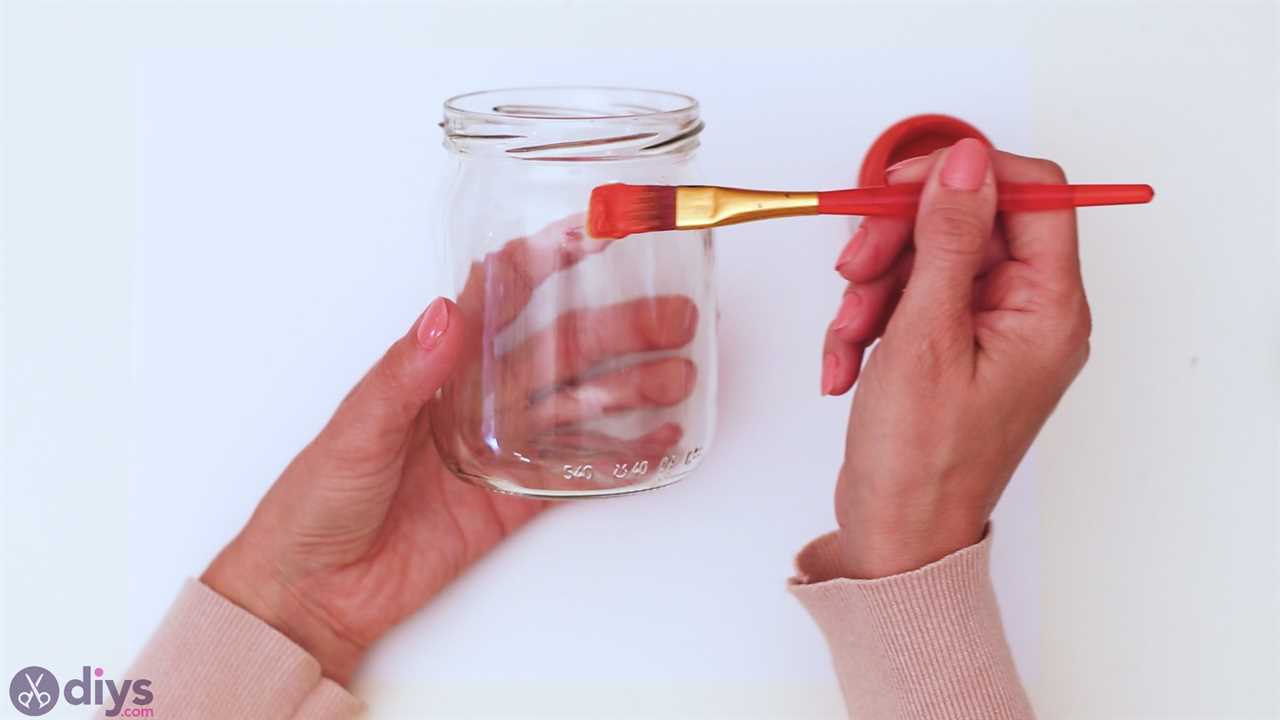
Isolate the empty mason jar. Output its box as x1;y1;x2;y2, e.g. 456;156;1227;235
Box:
428;87;716;498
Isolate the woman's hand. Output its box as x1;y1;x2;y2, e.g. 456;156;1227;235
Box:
202;217;694;683
822;139;1092;577
200;293;545;685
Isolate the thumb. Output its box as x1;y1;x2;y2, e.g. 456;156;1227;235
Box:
319;297;463;458
895;139;996;341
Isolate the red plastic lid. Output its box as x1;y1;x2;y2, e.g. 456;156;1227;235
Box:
859;114;991;187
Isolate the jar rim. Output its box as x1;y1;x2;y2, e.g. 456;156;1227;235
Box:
443;86;699;122
441;86;702;160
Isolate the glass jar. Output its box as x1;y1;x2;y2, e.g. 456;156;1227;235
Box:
428;87;716;498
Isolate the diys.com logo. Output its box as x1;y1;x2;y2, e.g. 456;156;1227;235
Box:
8;665;154;717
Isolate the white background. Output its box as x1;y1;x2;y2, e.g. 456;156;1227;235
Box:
2;2;1277;719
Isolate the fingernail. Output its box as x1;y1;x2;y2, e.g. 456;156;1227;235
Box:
835;226;868;273
821;353;840;395
416;297;450;351
676;302;700;341
832;292;862;332
884;154;928;178
939;138;989;191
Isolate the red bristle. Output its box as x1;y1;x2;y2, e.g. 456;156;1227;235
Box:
587;183;677;239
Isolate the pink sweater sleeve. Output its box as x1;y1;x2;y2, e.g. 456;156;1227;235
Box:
106;580;364;719
120;534;1025;720
789;529;1034;720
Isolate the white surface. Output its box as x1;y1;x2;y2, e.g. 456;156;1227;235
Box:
2;3;1276;719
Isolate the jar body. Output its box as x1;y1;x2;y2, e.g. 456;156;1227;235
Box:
429;88;716;498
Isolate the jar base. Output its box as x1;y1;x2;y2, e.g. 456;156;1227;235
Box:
446;462;702;500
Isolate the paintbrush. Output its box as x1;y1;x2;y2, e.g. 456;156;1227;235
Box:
586;181;1154;239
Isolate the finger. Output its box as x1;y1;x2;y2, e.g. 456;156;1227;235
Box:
834;154;936;283
821;329;866;396
884;151;941;182
456;213;614;330
838;212;1008;286
320;297;462;463
895;138;997;344
836;217;911;283
832;252;913;344
989;150;1081;294
967;221;1018;311
974;259;1040;313
837;150;1011;284
542;423;684;457
986;219;1014;272
526;357;696;432
503;295;698;394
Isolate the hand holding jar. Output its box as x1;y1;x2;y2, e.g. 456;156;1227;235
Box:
201;212;704;682
203;88;716;681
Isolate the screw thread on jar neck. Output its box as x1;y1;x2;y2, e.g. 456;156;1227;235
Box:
441;86;702;162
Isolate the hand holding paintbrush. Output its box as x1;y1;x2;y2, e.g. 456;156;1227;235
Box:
587;168;1152;239
816;139;1105;584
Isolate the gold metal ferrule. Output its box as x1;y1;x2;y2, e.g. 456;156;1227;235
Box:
675;187;820;230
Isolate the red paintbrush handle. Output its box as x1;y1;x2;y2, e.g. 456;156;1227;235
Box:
816;183;1155;216
997;183;1155;210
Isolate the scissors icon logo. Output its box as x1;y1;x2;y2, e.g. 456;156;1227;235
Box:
8;666;58;716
